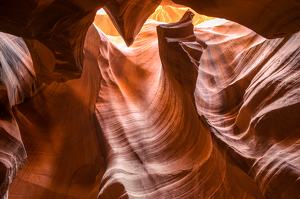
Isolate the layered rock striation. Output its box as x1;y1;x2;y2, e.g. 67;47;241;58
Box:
0;0;300;198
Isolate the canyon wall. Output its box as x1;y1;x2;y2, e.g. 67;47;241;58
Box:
0;0;300;198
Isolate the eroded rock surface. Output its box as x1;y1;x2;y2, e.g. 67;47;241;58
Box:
0;0;299;199
194;19;300;198
0;33;35;199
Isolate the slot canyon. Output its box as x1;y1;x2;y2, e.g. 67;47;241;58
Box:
0;0;300;198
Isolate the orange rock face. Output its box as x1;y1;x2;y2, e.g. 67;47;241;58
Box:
149;5;214;25
0;1;300;199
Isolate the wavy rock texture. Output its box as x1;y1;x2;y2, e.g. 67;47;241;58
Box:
171;0;300;38
0;0;300;199
0;0;108;83
194;19;300;198
0;33;36;199
0;0;299;82
94;6;214;37
7;40;104;199
94;11;265;199
93;5;214;47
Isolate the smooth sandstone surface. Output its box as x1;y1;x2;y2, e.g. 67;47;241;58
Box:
0;33;35;199
0;0;299;198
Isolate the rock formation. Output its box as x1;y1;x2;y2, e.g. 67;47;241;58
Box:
0;0;300;198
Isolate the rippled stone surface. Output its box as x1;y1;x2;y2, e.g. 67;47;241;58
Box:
0;0;300;198
194;19;300;198
0;33;35;199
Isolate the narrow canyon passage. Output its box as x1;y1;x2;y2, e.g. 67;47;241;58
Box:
0;1;300;199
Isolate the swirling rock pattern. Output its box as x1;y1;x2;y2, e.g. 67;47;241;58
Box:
1;0;299;83
7;38;104;199
0;33;35;199
0;0;108;83
94;11;264;199
0;0;299;198
194;19;300;198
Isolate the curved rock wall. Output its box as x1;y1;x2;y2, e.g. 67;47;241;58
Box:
0;0;299;198
93;11;265;199
0;33;35;199
194;19;300;198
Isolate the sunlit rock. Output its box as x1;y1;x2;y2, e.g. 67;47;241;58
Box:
0;0;299;199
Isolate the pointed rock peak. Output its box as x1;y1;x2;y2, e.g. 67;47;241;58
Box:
104;0;162;47
157;10;203;115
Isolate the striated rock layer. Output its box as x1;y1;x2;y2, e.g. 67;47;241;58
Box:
0;33;36;198
0;0;299;199
7;35;104;199
194;19;300;198
93;11;264;199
